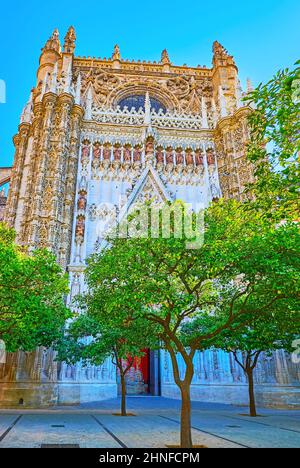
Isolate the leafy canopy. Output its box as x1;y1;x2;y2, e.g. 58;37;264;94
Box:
245;62;300;220
80;200;300;355
0;223;70;351
56;313;159;367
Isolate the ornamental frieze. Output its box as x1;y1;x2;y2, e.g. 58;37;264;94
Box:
74;64;214;114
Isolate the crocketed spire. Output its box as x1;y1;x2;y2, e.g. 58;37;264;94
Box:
64;26;76;53
42;29;61;54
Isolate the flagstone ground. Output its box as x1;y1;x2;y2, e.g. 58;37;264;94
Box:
0;397;299;448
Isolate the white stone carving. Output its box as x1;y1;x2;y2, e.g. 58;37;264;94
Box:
92;105;207;130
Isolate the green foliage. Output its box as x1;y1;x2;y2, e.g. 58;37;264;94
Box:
202;302;299;355
66;196;299;444
0;223;70;351
0;223;16;245
79;199;300;355
57;313;158;368
244;63;300;220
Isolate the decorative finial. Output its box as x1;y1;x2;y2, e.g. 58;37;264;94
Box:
212;41;235;67
75;73;81;105
64;26;76;53
43;28;61;53
112;44;121;60
85;86;93;120
213;41;229;57
236;78;244;108
219;86;228;118
246;78;253;93
161;49;170;65
144;91;151;125
64;61;72;93
201;97;209;128
52;29;59;41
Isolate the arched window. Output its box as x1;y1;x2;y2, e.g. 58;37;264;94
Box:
117;95;166;113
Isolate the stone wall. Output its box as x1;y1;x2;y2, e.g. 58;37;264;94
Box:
161;350;300;409
0;348;117;408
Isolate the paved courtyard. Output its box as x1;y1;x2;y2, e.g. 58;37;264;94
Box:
0;397;299;448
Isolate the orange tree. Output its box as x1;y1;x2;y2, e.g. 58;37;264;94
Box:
56;314;158;416
78;200;299;448
0;223;70;352
245;61;300;221
185;304;300;418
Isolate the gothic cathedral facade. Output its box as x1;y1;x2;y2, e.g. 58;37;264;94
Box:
1;28;299;407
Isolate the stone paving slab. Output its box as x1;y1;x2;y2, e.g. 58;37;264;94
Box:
96;413;242;449
0;397;299;448
0;415;19;436
186;412;300;448
0;413;242;449
235;413;300;433
0;414;119;448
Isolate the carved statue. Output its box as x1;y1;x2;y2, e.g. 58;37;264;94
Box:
161;49;170;65
133;148;141;162
103;147;111;160
207;150;215;165
176;149;184;165
81;144;89;160
112;44;121;61
166;148;173;164
195;150;203;166
156;149;164;163
93;145;101;159
145;139;154;155
114;148;121;161
77;195;87;211
75;216;85;238
124;147;131;161
185;151;193;165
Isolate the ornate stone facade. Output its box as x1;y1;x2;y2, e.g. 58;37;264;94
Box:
1;28;299;407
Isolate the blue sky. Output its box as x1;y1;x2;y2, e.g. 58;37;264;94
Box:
0;0;299;168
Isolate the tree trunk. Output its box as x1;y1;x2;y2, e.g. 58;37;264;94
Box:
164;341;195;448
180;382;193;448
120;371;127;416
246;367;257;417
